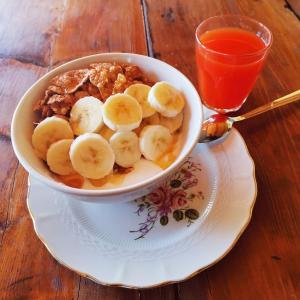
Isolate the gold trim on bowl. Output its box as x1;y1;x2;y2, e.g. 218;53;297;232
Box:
26;130;257;289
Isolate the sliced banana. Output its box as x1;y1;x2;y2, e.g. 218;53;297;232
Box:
70;133;115;179
148;82;185;117
32;116;74;160
46;139;75;175
102;94;142;131
110;131;141;168
125;84;155;118
99;125;115;141
159;111;183;133
139;125;173;161
70;96;104;135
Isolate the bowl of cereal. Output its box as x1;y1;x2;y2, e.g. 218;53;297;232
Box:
11;53;203;203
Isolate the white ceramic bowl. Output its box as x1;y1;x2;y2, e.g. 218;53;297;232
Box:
11;53;203;203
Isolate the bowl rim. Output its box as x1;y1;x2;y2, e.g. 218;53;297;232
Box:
11;52;203;196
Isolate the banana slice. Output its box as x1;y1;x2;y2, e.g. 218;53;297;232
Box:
159;111;183;133
70;96;104;135
70;133;115;179
102;94;142;131
125;84;155;118
110;131;141;168
32;116;74;160
148;82;185;117
46;139;75;175
139;125;173;161
99;125;115;141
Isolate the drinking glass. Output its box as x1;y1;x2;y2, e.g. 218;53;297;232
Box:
195;15;272;113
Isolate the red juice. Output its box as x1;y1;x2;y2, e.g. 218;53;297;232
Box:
196;27;268;111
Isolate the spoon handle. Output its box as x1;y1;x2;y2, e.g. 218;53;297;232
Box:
234;89;300;121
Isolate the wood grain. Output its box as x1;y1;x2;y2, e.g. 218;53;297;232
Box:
144;0;300;299
0;59;47;131
286;0;300;19
51;0;147;66
76;278;140;300
0;1;65;66
0;59;46;281
0;165;80;299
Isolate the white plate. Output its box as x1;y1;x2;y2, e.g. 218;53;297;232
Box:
27;128;256;288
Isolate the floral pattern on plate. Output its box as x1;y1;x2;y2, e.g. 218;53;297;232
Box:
130;158;204;239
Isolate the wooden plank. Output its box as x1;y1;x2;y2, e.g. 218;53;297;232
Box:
140;285;177;300
144;0;300;299
0;165;80;299
0;58;46;254
177;274;212;300
0;1;66;66
140;274;211;300
77;278;140;300
0;59;47;131
51;0;147;66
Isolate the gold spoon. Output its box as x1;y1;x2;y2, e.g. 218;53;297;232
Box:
199;90;300;143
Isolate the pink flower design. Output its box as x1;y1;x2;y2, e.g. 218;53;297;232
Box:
130;158;203;239
171;189;187;208
148;187;168;206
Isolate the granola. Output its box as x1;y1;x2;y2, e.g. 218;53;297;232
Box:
33;62;154;122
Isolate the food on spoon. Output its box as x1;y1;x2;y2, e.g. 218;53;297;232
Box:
125;83;155;118
148;81;185;117
102;94;142;131
159;111;183;133
70;96;104;135
46;139;75;175
32;116;74;160
139;125;173;161
110;131;141;168
69;133;115;179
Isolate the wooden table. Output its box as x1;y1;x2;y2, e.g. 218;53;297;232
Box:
1;1;299;299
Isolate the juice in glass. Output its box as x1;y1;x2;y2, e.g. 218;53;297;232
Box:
195;16;272;113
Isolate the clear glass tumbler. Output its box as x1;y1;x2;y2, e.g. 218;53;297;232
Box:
195;15;272;113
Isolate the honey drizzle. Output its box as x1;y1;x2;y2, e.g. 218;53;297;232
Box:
55;173;85;189
154;132;181;170
89;172;126;187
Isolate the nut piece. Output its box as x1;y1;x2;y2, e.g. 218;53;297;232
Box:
47;94;75;115
89;62;126;100
123;65;143;81
112;73;130;94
